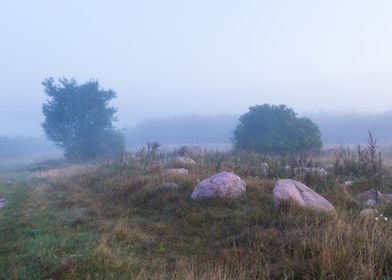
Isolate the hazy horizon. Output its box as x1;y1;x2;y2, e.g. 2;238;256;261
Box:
2;0;392;136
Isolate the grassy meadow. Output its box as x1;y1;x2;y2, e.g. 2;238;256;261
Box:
0;148;392;279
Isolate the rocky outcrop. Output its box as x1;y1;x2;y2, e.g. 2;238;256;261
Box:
191;171;246;200
273;179;335;213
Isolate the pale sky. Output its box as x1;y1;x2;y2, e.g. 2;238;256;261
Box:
1;0;392;135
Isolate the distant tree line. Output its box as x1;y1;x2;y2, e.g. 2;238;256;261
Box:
125;111;392;147
125;114;238;146
2;112;390;160
309;111;392;145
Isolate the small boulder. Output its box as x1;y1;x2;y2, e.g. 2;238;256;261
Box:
357;189;382;203
174;156;196;167
359;208;376;223
191;171;246;200
366;199;377;206
166;168;189;176
357;189;392;204
273;179;335;213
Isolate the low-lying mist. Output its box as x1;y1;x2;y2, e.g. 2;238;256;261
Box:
0;136;60;162
3;110;392;161
125;111;392;147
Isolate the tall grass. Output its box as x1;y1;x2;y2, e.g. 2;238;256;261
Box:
0;149;391;279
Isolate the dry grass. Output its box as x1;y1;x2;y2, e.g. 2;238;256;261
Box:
1;150;392;279
33;163;100;180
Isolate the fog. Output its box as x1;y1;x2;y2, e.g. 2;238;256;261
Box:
1;0;392;140
3;111;392;159
125;112;392;147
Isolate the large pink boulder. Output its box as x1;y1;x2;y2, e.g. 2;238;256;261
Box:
191;171;246;200
273;179;335;213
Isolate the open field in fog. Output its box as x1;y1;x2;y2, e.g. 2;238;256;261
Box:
3;0;392;278
1;147;392;279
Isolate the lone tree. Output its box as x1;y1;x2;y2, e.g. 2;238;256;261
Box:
233;104;322;153
42;77;124;161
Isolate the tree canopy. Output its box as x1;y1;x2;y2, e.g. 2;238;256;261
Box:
233;104;322;153
42;78;124;161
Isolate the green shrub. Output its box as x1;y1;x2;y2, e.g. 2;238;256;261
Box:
233;104;322;153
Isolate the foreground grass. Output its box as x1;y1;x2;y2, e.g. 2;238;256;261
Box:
0;178;97;279
0;153;392;279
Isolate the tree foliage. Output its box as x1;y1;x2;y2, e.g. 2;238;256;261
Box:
233;104;322;153
42;78;124;161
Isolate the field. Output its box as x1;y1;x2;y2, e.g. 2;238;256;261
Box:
1;148;392;279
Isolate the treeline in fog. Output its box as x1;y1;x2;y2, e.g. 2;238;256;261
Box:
3;111;392;158
309;111;392;145
125;111;392;147
125;114;238;146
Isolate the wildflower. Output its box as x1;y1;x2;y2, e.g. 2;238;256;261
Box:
375;217;379;220
385;217;388;221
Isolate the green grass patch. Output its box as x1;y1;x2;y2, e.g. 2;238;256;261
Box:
0;180;97;279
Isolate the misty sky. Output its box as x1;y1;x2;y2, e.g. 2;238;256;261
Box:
1;0;392;135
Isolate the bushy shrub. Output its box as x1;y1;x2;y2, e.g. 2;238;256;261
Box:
233;104;322;153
